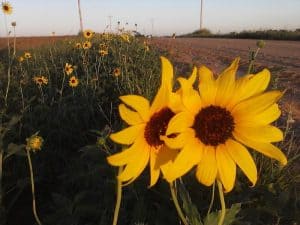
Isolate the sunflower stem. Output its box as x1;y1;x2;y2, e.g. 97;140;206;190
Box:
169;181;189;225
112;166;123;225
207;181;216;217
247;48;260;74
217;180;226;225
26;150;43;225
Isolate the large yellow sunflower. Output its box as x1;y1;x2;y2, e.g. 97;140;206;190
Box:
2;2;13;15
163;58;287;192
83;29;94;39
107;57;194;187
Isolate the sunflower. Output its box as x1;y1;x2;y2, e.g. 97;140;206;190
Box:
65;63;74;75
99;49;108;56
69;76;79;87
83;29;94;39
107;57;192;186
2;2;12;15
83;41;92;50
33;76;48;86
18;56;24;63
163;58;287;192
26;135;43;152
113;68;121;77
24;52;31;59
75;42;82;49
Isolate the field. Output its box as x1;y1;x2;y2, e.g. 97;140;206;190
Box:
0;34;299;225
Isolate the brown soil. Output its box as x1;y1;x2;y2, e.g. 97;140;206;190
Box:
150;38;300;127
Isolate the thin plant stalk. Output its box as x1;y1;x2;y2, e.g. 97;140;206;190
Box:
207;181;216;217
0;148;4;220
112;166;123;225
169;181;189;225
26;150;43;225
217;180;226;225
247;47;260;74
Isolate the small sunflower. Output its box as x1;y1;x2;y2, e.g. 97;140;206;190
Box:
107;57;193;186
163;58;287;192
82;41;92;50
113;68;121;77
24;52;31;59
18;56;24;63
33;76;48;86
2;2;13;15
65;63;74;75
26;134;43;152
83;29;94;39
69;76;79;88
75;42;82;49
99;49;108;56
121;33;130;42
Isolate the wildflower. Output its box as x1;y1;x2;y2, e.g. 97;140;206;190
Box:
65;63;74;75
26;134;43;152
121;33;130;42
69;76;79;87
33;76;48;86
18;56;24;62
113;68;121;77
107;57;185;187
163;58;287;192
24;52;31;59
83;41;92;49
99;49;108;56
83;29;94;39
257;40;266;48
2;2;12;15
75;42;82;49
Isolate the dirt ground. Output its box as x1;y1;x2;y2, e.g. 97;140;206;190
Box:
150;38;300;127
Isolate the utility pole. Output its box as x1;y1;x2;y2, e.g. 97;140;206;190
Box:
78;0;84;33
200;0;203;30
151;18;154;36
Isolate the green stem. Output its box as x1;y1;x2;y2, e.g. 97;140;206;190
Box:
112;167;123;225
247;48;260;74
169;182;189;225
207;181;215;217
0;147;4;221
26;150;43;225
217;180;226;225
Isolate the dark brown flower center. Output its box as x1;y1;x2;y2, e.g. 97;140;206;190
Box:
3;5;9;10
144;107;175;147
192;105;234;146
71;79;75;83
87;32;90;36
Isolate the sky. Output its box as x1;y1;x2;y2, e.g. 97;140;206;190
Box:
1;0;300;37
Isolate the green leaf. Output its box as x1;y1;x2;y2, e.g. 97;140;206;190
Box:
204;203;241;225
3;143;26;161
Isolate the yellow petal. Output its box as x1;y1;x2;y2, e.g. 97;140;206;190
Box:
168;137;203;181
233;69;270;104
232;91;283;116
234;132;287;165
168;92;184;113
160;56;174;91
149;149;160;187
235;103;281;126
195;146;217;186
119;104;143;125
198;65;217;106
216;144;236;192
120;95;150;121
215;58;239;107
161;128;194;149
225;139;257;186
235;125;283;143
110;124;145;145
166;112;194;135
118;143;150;184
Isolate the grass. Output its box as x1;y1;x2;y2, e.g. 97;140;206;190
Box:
0;33;299;225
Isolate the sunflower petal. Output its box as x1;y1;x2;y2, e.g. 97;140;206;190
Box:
110;124;145;145
166;112;194;135
149;149;160;187
119;104;143;125
198;66;217;105
161;128;194;149
215;58;239;107
159;146;179;182
120;95;150;121
216;144;236;192
226;139;257;186
235;125;283;143
234;132;287;165
195;146;217;186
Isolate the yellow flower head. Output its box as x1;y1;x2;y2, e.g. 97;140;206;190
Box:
65;63;74;75
33;76;48;86
99;49;108;56
107;57;189;187
69;76;79;88
24;52;31;59
2;2;13;15
113;68;121;77
163;58;287;192
26;135;43;152
75;42;82;49
18;56;24;62
121;33;130;43
82;41;92;50
83;29;94;39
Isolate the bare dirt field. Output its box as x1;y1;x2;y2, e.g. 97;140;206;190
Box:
151;38;300;127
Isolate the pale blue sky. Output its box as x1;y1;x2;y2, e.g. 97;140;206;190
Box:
1;0;300;37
